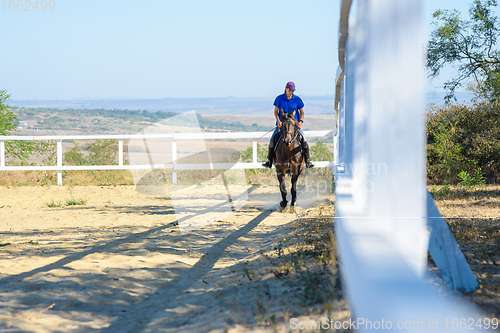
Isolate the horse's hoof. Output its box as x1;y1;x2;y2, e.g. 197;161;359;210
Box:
291;201;295;207
280;201;287;209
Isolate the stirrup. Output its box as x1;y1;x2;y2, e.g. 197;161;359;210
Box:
305;160;315;168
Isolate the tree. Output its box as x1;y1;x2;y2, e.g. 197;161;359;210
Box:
0;89;18;135
427;0;500;102
0;89;54;162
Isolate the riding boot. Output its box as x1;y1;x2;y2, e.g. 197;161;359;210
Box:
303;147;314;168
262;145;275;168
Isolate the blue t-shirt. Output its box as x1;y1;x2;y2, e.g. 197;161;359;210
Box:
273;93;304;123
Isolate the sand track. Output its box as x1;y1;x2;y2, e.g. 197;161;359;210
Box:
0;185;335;332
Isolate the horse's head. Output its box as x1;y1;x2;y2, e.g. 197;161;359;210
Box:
280;109;296;147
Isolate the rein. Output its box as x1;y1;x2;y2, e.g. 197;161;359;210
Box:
253;126;277;142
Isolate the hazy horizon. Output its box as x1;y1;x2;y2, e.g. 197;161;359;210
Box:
7;91;475;116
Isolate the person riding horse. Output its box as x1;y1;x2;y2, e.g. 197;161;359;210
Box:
262;81;314;169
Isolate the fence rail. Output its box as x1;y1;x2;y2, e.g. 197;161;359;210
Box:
0;130;334;185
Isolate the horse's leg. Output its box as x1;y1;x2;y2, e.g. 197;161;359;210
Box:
277;173;287;208
291;174;298;206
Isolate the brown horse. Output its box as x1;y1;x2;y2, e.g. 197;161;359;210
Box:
274;109;305;209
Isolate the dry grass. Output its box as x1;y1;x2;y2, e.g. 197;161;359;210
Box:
280;185;500;320
275;185;500;320
249;201;350;331
0;167;331;190
0;170;134;186
275;204;343;309
430;185;500;317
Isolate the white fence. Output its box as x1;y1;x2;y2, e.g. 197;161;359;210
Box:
0;130;334;185
334;0;480;331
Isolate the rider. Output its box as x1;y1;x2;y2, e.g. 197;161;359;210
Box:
262;81;314;169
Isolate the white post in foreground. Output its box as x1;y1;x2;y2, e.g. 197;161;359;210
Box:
57;139;63;186
334;0;479;329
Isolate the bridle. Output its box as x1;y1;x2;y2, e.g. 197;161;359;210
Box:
281;113;298;147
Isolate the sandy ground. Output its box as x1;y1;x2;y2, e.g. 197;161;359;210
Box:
0;184;340;332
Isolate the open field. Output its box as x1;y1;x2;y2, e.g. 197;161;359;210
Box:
0;183;498;332
10;108;335;137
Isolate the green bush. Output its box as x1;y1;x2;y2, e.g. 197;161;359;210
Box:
427;101;500;184
436;184;451;196
458;170;475;187
62;139;124;185
64;142;87;166
64;139;118;166
427;122;464;183
239;142;268;163
310;141;333;161
458;168;486;188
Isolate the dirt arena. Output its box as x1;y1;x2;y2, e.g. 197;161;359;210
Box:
2;184;498;332
0;184;344;332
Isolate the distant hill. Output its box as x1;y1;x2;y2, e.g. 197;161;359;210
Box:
9;92;475;116
8;106;335;139
425;91;475;105
9;96;336;115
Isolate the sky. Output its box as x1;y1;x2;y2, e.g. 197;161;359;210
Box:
0;0;494;101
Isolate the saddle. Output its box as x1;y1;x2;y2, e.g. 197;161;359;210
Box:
273;131;305;153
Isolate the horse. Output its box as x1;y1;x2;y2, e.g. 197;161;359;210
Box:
274;109;305;209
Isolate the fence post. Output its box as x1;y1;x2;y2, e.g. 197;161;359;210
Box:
57;139;62;186
252;140;257;164
0;141;4;167
118;139;123;166
334;0;479;326
333;135;338;165
172;140;177;185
